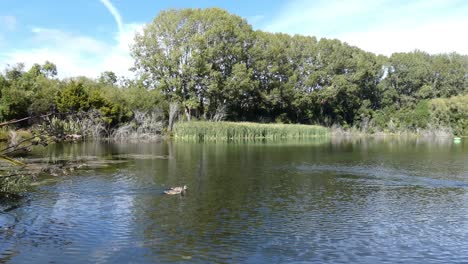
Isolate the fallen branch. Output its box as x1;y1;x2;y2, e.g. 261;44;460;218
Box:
0;113;55;128
0;155;26;166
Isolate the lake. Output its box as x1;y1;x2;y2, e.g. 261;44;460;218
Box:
1;137;468;263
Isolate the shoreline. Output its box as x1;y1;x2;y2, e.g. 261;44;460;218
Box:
1;122;465;144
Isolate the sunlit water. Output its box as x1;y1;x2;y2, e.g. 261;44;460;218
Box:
1;137;468;263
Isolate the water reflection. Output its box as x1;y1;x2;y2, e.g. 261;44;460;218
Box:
1;137;468;263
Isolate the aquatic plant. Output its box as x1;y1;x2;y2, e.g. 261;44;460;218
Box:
173;121;329;141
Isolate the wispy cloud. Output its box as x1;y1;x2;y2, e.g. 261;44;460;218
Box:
99;0;124;33
263;0;468;55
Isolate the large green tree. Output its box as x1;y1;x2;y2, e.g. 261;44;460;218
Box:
131;8;253;120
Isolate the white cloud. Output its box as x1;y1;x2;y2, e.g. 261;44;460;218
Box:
30;27;109;54
0;23;143;78
339;18;468;56
0;0;145;78
262;0;468;55
264;0;386;36
0;15;16;31
101;23;144;76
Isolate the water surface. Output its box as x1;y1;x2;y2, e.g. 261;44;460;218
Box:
1;137;467;263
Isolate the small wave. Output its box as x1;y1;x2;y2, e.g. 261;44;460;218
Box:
295;164;468;188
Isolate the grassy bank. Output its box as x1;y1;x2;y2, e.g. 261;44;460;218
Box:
173;121;330;140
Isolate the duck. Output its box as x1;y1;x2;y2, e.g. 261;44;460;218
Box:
164;185;188;195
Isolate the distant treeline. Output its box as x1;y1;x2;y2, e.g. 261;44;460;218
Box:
1;8;467;135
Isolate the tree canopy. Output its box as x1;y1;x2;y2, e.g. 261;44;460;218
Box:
131;8;467;130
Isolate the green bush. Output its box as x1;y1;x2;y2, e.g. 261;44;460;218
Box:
430;94;468;135
56;81;90;113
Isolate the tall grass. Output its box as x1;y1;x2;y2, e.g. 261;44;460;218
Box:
0;127;9;142
174;121;329;141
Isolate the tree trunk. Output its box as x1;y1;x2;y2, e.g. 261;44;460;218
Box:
168;102;178;131
185;106;191;121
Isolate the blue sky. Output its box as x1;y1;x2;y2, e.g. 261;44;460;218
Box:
0;0;467;77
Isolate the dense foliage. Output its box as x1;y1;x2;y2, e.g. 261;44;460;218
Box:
0;62;165;129
1;8;467;135
131;8;467;134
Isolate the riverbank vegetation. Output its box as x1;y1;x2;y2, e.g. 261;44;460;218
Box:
0;8;467;142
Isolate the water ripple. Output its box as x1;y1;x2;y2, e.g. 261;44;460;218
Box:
295;164;468;188
1;140;468;263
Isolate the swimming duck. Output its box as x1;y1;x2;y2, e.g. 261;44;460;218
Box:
164;185;188;195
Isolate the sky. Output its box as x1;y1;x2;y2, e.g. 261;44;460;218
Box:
0;0;467;78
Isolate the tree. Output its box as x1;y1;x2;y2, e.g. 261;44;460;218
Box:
0;64;32;120
99;71;117;86
55;81;90;113
42;61;58;77
27;61;57;78
131;8;253;120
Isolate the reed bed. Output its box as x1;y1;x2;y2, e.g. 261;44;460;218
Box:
173;121;329;141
